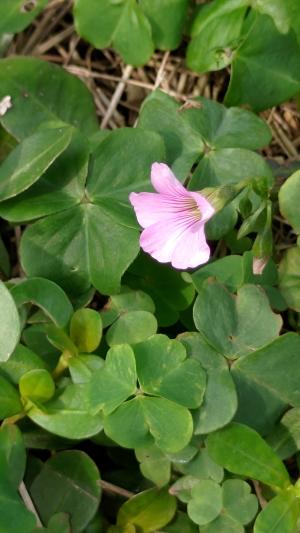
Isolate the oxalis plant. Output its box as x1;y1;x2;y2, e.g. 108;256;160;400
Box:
0;3;300;533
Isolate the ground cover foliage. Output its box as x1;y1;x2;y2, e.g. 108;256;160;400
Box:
0;0;300;531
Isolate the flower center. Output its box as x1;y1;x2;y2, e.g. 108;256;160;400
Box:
183;198;202;221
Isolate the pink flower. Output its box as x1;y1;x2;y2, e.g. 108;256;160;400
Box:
129;163;215;269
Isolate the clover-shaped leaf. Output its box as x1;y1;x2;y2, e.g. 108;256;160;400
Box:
193;282;282;359
89;344;137;415
180;333;237;433
74;0;154;67
135;442;171;487
101;286;157;346
222;479;258;525
134;334;206;408
104;395;193;453
187;479;223;526
138;90;271;183
20;128;165;295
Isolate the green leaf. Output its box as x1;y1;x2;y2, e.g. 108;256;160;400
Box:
184;95;271;150
104;396;193;453
207;423;290;489
0;235;10;277
187;480;223;526
279;170;300;233
30;451;101;533
138;90;270;181
163;511;198;533
45;513;71;533
0;374;23;419
225;13;300;111
46;325;77;355
135;443;171;487
180;333;237;433
101;286;155;328
232;333;300;407
0;57;98;140
21;128;165;296
190;147;273;189
175;447;224;484
0;481;36;533
117;487;176;532
74;0;153;66
28;383;103;439
10;277;73;328
193;283;281;359
0;0;48;36
134;335;206;408
19;369;55;403
279;246;300;311
69;354;104;384
89;344;137;415
140;0;188;49
0;130;89;222
170;476;202;504
187;0;246;72
106;311;157;347
254;489;300;533
222;479;258;525
0;126;72;201
252;0;292;33
125;253;195;327
70;308;102;353
0;280;20;361
267;408;300;460
201;514;243;533
0;425;26;489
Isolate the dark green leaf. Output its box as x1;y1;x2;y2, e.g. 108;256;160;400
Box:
106;311;157;347
207;423;290;489
89;344;137;415
11;277;73;328
225;13;300;111
187;0;246;72
0;425;26;489
134;335;206;408
0;374;23;419
0;57;98;140
279;246;300;311
140;0;188;49
193;283;281;359
0;126;72;201
0;0;48;36
233;333;300;407
180;333;237;433
30;451;101;533
74;0;153;66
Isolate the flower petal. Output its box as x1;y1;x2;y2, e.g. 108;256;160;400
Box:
171;223;211;269
151;162;186;195
140;218;189;264
140;217;211;269
190;191;215;222
129;192;177;228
